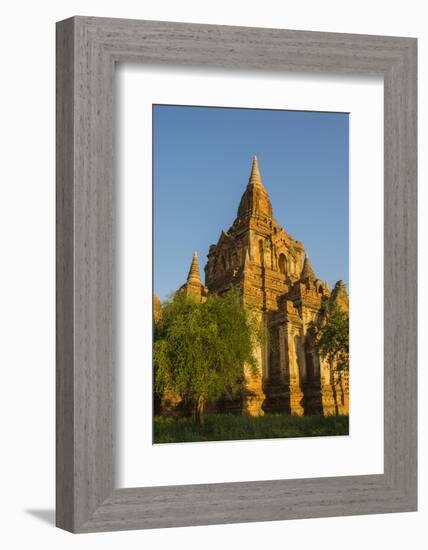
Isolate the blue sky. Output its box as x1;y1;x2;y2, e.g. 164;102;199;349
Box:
153;105;349;301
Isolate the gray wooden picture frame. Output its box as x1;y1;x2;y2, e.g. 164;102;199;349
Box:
56;16;417;533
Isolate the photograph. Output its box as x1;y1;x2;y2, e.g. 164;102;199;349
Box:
152;104;350;444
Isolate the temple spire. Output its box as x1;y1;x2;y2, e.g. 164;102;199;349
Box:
330;280;349;312
248;155;264;188
187;251;201;284
301;253;316;281
237;156;273;220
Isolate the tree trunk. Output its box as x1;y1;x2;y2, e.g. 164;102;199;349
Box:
194;395;205;426
330;362;339;416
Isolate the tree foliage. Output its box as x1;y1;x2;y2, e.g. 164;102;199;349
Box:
154;290;261;423
315;302;349;373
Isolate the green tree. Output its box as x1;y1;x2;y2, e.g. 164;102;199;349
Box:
315;302;349;373
154;290;260;425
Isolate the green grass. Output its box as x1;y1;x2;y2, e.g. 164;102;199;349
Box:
153;413;349;444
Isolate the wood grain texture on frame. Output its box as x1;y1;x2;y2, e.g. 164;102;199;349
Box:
56;16;417;533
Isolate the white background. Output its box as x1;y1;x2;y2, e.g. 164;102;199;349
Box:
0;1;425;549
118;67;384;487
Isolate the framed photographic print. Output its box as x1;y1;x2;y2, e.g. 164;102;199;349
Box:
56;16;417;532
